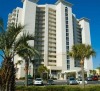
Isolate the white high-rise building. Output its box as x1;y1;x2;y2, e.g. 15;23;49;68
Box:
8;0;93;79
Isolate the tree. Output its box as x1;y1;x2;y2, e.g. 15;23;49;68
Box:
30;59;38;79
69;44;95;87
0;18;35;91
89;70;96;75
37;65;48;79
96;66;100;75
15;60;23;73
18;45;39;86
30;54;41;79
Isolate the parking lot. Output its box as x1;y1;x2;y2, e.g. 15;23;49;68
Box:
16;80;100;86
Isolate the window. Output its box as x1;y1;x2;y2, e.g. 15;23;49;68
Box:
65;7;68;12
66;33;69;36
66;28;68;31
67;60;70;64
67;65;70;70
66;42;69;45
66;17;68;20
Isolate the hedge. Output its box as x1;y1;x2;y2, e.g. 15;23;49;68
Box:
16;85;100;91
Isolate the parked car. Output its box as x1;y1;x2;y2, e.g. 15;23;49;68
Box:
77;78;87;84
92;76;98;81
24;79;33;85
34;78;43;85
47;79;55;85
86;77;92;81
28;79;33;85
66;77;78;85
98;75;100;80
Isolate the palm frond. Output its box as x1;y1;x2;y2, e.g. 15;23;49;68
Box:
69;44;96;61
16;43;39;59
14;33;35;51
5;24;24;49
0;17;5;32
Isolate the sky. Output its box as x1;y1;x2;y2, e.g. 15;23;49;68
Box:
0;0;100;68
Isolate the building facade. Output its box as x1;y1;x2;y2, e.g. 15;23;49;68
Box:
8;0;93;79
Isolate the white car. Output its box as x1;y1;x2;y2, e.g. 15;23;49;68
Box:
77;78;87;84
34;78;43;85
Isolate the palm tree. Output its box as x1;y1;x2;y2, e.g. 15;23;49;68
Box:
0;18;35;90
17;45;39;86
30;54;41;79
69;44;95;87
15;60;23;72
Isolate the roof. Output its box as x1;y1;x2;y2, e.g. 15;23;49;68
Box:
55;0;73;7
79;17;90;22
21;0;39;3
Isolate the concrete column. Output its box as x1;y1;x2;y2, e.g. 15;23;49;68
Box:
87;71;90;77
64;73;67;80
49;69;52;79
76;71;78;78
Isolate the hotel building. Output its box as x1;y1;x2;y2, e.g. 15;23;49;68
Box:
8;0;93;79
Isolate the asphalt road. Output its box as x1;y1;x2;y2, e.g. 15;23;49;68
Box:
16;80;100;86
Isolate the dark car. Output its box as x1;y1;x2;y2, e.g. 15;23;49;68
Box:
92;76;98;81
28;79;33;85
24;79;33;85
67;77;78;85
86;77;92;81
47;79;54;85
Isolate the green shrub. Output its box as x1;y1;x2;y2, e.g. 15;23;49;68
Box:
16;86;46;91
84;86;100;91
19;77;25;80
16;85;100;91
45;86;65;91
64;86;82;91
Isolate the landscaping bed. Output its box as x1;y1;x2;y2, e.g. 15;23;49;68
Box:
16;85;100;91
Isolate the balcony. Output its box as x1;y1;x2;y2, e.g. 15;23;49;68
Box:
36;20;45;24
35;43;44;46
49;9;56;13
48;52;56;56
36;38;44;41
48;35;56;39
49;16;56;20
48;23;56;27
35;34;44;38
48;44;56;48
49;11;56;16
48;27;56;30
48;62;56;65
12;9;16;13
48;48;56;51
49;31;56;35
48;39;56;43
48;19;56;23
48;57;56;60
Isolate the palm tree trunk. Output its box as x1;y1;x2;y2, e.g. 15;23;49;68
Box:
25;60;29;86
33;64;35;80
0;58;15;91
81;61;85;88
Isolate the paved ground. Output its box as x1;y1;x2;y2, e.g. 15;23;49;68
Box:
16;80;100;86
